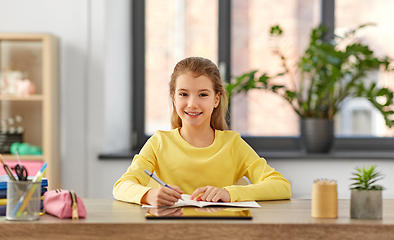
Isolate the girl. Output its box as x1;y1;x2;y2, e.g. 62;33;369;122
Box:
113;57;291;207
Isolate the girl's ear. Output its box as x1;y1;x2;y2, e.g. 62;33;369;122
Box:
214;92;220;108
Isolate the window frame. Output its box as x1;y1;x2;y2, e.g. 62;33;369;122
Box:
131;0;149;151
99;0;394;160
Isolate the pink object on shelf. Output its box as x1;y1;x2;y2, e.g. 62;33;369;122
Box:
16;79;36;97
0;160;43;176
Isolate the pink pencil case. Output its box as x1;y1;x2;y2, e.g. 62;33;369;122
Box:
43;189;86;219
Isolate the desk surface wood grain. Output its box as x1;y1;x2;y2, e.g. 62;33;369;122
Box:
1;198;394;240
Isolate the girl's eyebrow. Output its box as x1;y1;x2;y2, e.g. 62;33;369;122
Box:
176;88;212;92
199;89;212;92
176;88;189;92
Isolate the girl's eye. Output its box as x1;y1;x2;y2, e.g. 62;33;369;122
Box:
200;93;208;97
179;93;187;97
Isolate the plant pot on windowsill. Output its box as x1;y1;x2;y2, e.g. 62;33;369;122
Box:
225;24;394;153
350;165;384;219
300;118;334;153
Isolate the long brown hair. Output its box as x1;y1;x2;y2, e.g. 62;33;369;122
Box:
169;57;228;130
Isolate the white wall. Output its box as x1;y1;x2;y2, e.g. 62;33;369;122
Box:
269;159;394;199
0;0;132;198
89;0;132;198
1;0;393;199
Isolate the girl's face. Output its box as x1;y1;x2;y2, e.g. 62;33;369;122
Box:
173;72;220;130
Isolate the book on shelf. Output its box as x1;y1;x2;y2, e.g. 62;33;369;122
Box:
0;196;44;206
0;199;44;216
0;205;5;216
0;175;48;190
0;187;48;199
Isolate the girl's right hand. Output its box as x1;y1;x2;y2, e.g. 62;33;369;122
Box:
142;185;183;207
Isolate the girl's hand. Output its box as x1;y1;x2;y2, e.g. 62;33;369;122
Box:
190;186;231;202
142;185;183;207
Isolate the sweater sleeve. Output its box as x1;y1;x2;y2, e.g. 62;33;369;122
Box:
112;134;159;204
224;135;292;202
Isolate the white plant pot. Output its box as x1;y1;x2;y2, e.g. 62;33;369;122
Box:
350;189;382;219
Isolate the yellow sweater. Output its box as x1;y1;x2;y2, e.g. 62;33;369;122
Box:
113;129;292;204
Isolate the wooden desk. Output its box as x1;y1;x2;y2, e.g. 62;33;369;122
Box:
1;199;394;240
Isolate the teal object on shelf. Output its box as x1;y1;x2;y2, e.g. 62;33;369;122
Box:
9;142;20;154
29;146;42;155
10;142;43;155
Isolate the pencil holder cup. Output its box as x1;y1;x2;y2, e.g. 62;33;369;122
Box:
311;180;338;218
6;180;41;221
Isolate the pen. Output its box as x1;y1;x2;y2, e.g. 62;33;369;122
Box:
15;151;22;164
144;170;183;201
12;163;47;217
0;154;16;181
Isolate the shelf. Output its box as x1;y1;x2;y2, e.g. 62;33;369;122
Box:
0;154;44;161
256;150;394;159
0;94;44;101
99;149;394;160
0;33;52;41
0;33;59;189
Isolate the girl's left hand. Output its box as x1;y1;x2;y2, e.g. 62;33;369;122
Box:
190;186;230;202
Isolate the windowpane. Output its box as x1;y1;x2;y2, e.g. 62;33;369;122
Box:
145;0;218;135
231;0;321;136
335;0;394;137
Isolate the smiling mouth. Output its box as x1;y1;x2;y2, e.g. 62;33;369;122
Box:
185;112;202;116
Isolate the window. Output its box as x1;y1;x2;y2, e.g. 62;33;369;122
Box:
124;0;394;158
145;0;218;135
334;0;394;137
231;0;321;136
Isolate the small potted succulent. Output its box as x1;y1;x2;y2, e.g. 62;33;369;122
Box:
350;165;384;219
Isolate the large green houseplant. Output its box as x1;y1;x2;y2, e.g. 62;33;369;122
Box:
226;24;394;152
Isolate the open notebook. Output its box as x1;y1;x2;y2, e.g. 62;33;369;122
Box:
142;194;261;208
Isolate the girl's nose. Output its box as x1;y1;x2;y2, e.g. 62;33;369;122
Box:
187;96;198;109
